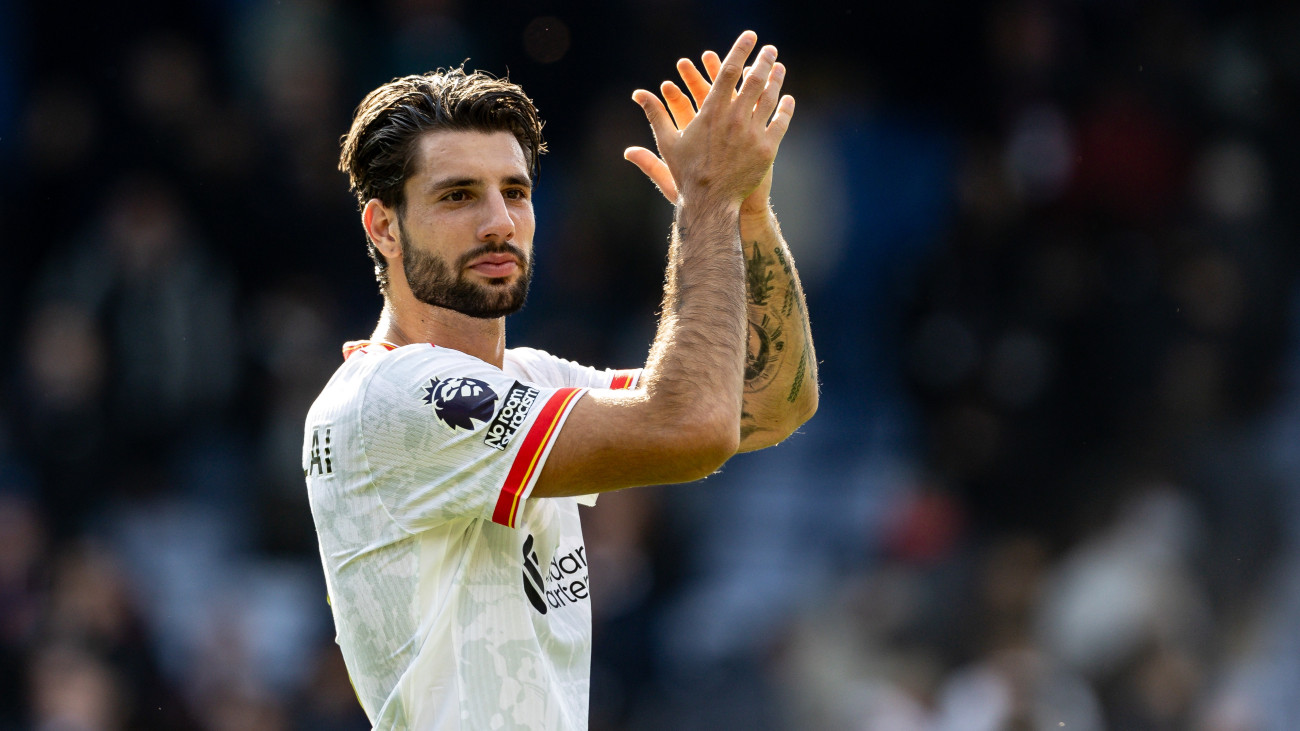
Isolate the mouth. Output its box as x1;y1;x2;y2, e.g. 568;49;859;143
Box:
465;252;520;279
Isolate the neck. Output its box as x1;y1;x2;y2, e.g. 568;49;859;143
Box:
373;293;507;369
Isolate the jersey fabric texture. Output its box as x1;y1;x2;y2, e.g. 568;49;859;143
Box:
303;341;639;730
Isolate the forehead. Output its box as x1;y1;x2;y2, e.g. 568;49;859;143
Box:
409;129;528;182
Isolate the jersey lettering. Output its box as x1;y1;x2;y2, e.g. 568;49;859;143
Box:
484;382;540;451
306;425;334;476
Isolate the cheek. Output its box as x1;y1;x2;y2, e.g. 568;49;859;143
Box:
514;205;536;236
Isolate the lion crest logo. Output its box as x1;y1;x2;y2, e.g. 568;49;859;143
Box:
422;376;498;431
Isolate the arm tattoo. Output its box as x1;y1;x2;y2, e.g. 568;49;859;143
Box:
738;223;817;445
744;242;790;393
773;245;814;403
786;349;807;403
746;241;777;307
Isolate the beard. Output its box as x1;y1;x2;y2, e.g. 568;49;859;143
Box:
398;219;532;319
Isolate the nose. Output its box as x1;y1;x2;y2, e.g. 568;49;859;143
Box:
477;190;515;242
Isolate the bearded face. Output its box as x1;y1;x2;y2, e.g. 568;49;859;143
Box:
398;215;532;319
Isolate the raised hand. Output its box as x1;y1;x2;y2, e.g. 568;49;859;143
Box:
626;41;790;219
627;31;793;211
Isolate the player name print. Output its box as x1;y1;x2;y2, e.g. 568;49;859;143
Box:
484;381;540;451
422;376;498;431
304;425;334;477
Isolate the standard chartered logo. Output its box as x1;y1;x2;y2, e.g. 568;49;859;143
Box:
521;534;548;614
520;533;590;615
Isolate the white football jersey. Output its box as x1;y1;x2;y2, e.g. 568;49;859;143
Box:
303;340;638;730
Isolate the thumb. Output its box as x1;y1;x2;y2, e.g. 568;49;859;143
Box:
631;89;678;152
624;147;679;203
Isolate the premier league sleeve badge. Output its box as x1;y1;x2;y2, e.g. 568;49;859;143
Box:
422;376;499;431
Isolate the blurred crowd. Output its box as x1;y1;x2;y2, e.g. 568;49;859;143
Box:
2;0;1300;728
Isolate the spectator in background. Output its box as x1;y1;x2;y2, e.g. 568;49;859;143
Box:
2;2;1299;728
27;173;238;451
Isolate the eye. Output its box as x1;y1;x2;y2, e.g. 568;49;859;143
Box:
443;190;469;202
504;188;529;200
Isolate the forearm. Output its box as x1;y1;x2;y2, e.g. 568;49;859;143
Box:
641;196;747;441
533;32;791;495
738;208;818;449
532;198;748;497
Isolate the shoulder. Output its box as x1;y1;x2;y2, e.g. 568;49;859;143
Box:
503;346;596;385
505;346;641;391
364;344;510;417
370;344;498;386
503;346;557;369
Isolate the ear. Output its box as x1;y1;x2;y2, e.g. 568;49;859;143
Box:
363;199;402;262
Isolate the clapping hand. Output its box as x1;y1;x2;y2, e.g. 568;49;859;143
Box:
626;31;793;216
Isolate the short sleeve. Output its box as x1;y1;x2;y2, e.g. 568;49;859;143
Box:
503;348;641;508
360;345;587;530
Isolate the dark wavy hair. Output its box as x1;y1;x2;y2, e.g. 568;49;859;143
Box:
339;68;546;291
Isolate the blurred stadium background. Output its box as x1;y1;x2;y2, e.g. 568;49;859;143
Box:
3;0;1300;728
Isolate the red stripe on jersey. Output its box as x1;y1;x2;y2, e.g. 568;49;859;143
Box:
609;369;640;390
491;387;582;527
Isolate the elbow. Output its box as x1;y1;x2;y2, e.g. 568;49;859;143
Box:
708;414;743;468
770;408;819;451
741;385;819;453
673;409;740;481
788;370;820;434
778;386;819;442
797;386;819;428
775;376;821;438
778;403;817;444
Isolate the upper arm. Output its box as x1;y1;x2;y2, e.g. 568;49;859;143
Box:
530;386;738;498
361;347;729;528
505;349;734;497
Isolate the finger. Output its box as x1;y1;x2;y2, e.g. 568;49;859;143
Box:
738;45;777;104
661;81;696;130
754;62;786;122
702;30;757;110
676;57;712;110
701;50;722;83
631;89;678;150
624;146;679;202
765;95;796;144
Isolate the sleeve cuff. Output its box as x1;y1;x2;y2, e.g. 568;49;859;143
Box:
490;387;587;527
609;369;640;390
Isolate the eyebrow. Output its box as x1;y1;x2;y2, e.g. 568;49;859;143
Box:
426;174;532;193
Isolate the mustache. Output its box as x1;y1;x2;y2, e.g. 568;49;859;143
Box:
456;241;529;270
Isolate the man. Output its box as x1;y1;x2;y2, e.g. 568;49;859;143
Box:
303;30;816;730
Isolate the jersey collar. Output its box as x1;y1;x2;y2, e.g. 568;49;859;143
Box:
341;340;400;360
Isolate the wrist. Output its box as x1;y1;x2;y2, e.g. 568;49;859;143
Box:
739;204;776;236
676;187;743;222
